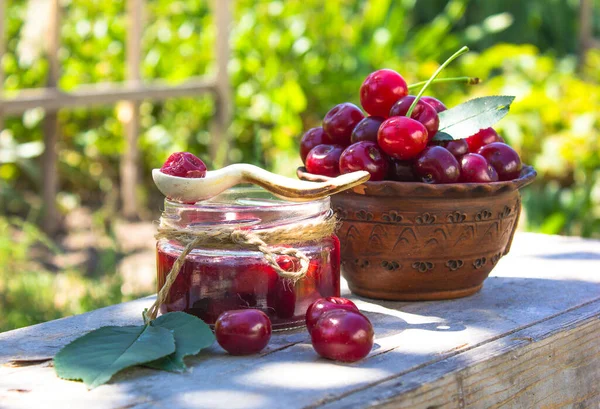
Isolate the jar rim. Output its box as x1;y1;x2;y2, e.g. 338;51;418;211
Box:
162;186;331;230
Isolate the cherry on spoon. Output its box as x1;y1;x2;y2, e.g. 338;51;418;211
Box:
152;163;370;203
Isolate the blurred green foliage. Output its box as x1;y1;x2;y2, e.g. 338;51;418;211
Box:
414;0;585;55
461;45;600;236
1;0;599;331
0;216;128;332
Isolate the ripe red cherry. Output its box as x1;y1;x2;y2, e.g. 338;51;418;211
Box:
232;263;278;296
160;152;207;178
430;139;469;159
215;309;272;355
360;69;408;117
305;144;344;177
310;310;374;362
322;103;365;146
339;141;388;181
420;96;447;113
414;146;461;184
351;116;384;144
460;153;499;183
388;96;439;139
300;127;332;163
305;297;359;333
268;278;297;319
477;142;523;181
387;158;417;181
267;255;299;319
465;127;504;152
378;116;428;160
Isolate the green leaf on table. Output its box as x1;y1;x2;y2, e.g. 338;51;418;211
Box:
54;325;175;389
145;312;215;372
437;96;515;140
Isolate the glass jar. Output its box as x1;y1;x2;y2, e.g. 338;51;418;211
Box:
156;187;340;330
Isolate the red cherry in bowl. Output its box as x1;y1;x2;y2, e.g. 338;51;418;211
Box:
443;139;469;159
300;127;332;164
387;158;417;182
430;139;469;159
215;309;272;355
360;69;408;118
465;127;504;152
414;146;461;184
388;95;439;139
339;141;388;181
459;153;499;183
305;297;359;334
322;103;365;146
477;142;523;181
420;96;447;113
305;144;345;177
160;151;207;178
378;116;428;160
310;309;374;362
351;116;385;144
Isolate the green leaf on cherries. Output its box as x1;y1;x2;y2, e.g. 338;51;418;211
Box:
436;96;515;140
54;324;175;389
431;132;454;141
144;312;215;372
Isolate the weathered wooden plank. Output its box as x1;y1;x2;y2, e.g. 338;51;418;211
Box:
0;78;215;115
0;233;599;409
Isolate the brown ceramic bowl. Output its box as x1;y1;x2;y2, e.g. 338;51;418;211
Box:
297;165;537;301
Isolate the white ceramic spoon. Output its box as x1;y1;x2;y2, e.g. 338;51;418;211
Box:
152;164;370;203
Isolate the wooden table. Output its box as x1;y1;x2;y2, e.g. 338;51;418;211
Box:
1;233;599;409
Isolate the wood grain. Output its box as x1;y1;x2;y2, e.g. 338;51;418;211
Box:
320;300;600;409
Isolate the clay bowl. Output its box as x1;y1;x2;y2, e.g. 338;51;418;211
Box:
297;166;537;301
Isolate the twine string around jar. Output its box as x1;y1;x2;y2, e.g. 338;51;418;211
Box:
144;212;338;322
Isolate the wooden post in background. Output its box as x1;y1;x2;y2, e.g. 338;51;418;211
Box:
578;0;600;70
579;0;592;68
120;0;143;219
41;0;61;234
210;0;232;168
0;0;5;132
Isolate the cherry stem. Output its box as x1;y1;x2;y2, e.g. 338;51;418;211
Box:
406;46;470;118
407;76;480;90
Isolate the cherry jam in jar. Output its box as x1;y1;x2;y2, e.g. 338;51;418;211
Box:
156;187;340;330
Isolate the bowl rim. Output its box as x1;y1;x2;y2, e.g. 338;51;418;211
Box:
297;165;537;198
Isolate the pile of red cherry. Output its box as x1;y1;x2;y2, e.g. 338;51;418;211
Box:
214;297;374;362
301;69;523;184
